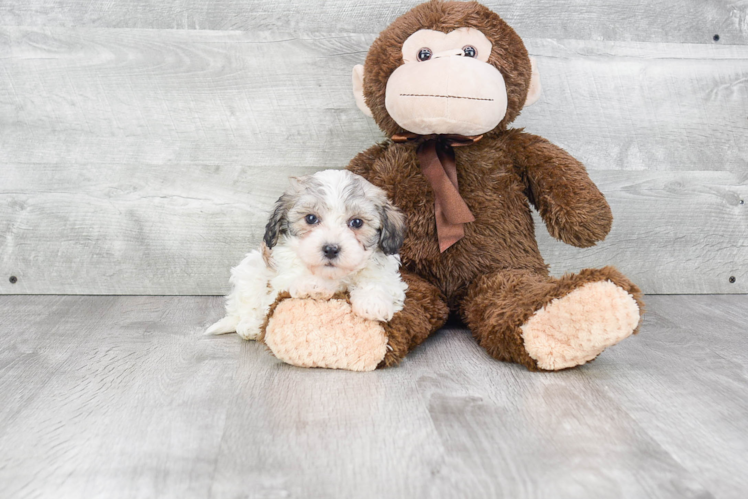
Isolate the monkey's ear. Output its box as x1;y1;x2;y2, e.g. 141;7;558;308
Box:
524;56;542;107
352;65;374;117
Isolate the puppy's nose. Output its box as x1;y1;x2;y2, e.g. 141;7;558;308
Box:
322;244;340;259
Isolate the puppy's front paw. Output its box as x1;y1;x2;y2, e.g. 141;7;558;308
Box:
236;319;260;340
351;293;396;322
289;277;337;300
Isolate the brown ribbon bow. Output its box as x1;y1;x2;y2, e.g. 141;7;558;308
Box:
392;133;483;252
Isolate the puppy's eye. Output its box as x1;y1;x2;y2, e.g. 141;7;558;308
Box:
348;218;363;229
417;48;432;61
304;214;318;224
462;45;477;58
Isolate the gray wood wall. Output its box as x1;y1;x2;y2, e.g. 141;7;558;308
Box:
1;1;746;295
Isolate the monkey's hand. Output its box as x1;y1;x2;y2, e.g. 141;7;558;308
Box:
509;131;612;248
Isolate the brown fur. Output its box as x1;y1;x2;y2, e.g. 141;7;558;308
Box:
363;0;532;137
347;0;644;370
462;267;644;371
378;270;450;367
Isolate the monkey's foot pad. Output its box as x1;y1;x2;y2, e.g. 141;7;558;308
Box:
521;280;641;371
263;298;387;372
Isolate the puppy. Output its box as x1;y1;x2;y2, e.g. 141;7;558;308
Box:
206;169;408;340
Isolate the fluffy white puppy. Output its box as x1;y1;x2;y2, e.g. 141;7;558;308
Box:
206;169;408;340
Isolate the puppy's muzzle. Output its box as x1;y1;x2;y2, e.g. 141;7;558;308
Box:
322;244;340;260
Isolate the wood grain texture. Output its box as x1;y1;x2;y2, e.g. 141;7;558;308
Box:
518;38;748;176
581;294;748;498
1;294;747;497
0;0;746;45
1;166;745;295
0;28;381;170
1;25;746;294
0;295;238;497
535;170;748;295
1;28;747;172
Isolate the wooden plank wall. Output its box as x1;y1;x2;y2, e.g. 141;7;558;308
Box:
0;1;746;295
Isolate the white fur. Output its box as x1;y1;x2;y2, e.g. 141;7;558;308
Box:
205;170;408;340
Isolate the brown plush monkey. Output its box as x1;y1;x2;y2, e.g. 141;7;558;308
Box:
263;0;643;371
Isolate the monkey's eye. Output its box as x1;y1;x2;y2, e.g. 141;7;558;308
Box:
417;48;432;61
304;214;318;225
348;218;364;229
462;45;477;58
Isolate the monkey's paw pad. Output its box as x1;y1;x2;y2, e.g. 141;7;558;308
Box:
264;298;387;372
521;280;640;371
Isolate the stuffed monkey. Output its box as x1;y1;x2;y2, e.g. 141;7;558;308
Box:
262;0;644;371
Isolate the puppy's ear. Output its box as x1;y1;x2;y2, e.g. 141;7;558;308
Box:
379;201;406;255
288;176;308;192
263;195;289;249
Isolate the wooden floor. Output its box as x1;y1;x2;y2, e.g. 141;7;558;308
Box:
0;295;746;498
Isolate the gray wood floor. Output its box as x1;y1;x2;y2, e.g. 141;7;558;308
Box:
1;295;747;497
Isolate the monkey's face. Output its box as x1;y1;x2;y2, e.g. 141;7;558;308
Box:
384;28;508;136
352;1;541;138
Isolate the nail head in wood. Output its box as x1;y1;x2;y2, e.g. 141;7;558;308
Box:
713;34;720;42
9;276;18;284
729;276;736;283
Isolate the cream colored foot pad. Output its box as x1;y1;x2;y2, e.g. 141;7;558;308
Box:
521;281;640;370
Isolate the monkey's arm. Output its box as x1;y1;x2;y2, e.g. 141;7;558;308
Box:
507;131;613;248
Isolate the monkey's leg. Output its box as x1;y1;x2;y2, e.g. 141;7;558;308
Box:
461;267;644;371
379;270;450;368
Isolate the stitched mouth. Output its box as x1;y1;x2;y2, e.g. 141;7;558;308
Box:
400;93;494;102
